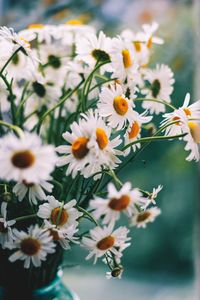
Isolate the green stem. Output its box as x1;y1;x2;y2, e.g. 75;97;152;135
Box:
134;98;176;110
0;120;24;137
36;80;84;134
123;133;187;151
15;213;37;222
0;47;22;75
89;77;118;94
77;205;99;226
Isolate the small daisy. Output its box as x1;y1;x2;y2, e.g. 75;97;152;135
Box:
162;93;200;136
37;196;82;229
111;37;139;82
13;179;53;205
106;267;123;280
76;31;111;68
0;132;57;183
82;222;131;264
0;202;15;248
130;207;161;228
124;110;152;155
9;225;56;268
56;111;121;179
149;185;163;205
98;84;135;130
45;222;79;250
90;182;147;225
142;64;175;114
138;22;164;49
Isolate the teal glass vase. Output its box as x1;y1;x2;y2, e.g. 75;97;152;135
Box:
0;270;79;300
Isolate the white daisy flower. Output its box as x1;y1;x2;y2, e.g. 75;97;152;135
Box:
19;24;56;44
98;84;135;130
13;179;53;205
110;37;139;82
56;111;121;179
0;132;57;183
76;31;112;70
82;222;131;264
121;29;150;67
45;222;79;250
149;185;163;205
90;182;147;224
130;207;161;228
37;196;82;229
9;225;56;268
137;22;164;49
142;64;175;114
182;119;200;162
124;110;152;155
0;202;15;248
162;93;200;136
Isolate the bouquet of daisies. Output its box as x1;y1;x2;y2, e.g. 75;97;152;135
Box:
0;20;199;290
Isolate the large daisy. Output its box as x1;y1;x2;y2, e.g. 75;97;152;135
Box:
98;84;135;130
9;225;56;268
90;182;148;225
82;222;131;264
142;64;175;114
0;132;57;183
56;110;122;179
37;196;82;229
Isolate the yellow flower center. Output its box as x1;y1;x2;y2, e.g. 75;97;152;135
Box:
108;195;130;211
72;137;89;159
65;19;83;25
188;121;200;143
11;150;35;169
28;24;45;29
96;128;109;150
122;49;132;68
137;211;151;223
133;42;142;52
97;236;115;251
113;96;129;116
128;122;140;139
51;207;69;226
20;238;41;256
147;37;153;49
184;108;191;116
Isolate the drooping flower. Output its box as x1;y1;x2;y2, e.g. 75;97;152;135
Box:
130;207;161;228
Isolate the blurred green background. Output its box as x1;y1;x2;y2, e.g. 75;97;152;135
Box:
0;0;199;299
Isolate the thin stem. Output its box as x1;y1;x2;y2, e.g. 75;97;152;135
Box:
77;205;99;226
15;213;37;222
36;80;84;134
134;98;176;110
0;120;24;137
123;133;187;151
89;77;118;94
106;169;123;187
0;47;22;75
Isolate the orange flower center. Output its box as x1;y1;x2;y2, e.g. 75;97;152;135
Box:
51;207;69;226
11;150;35;169
122;49;132;68
134;42;142;52
20;238;41;256
72;137;89;159
113;96;129;116
28;23;45;29
147;37;153;49
97;236;115;250
65;19;83;25
109;195;130;211
128;122;140;139
96;128;108;150
137;211;151;222
184;108;191;116
188;121;200;143
172;116;181;126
